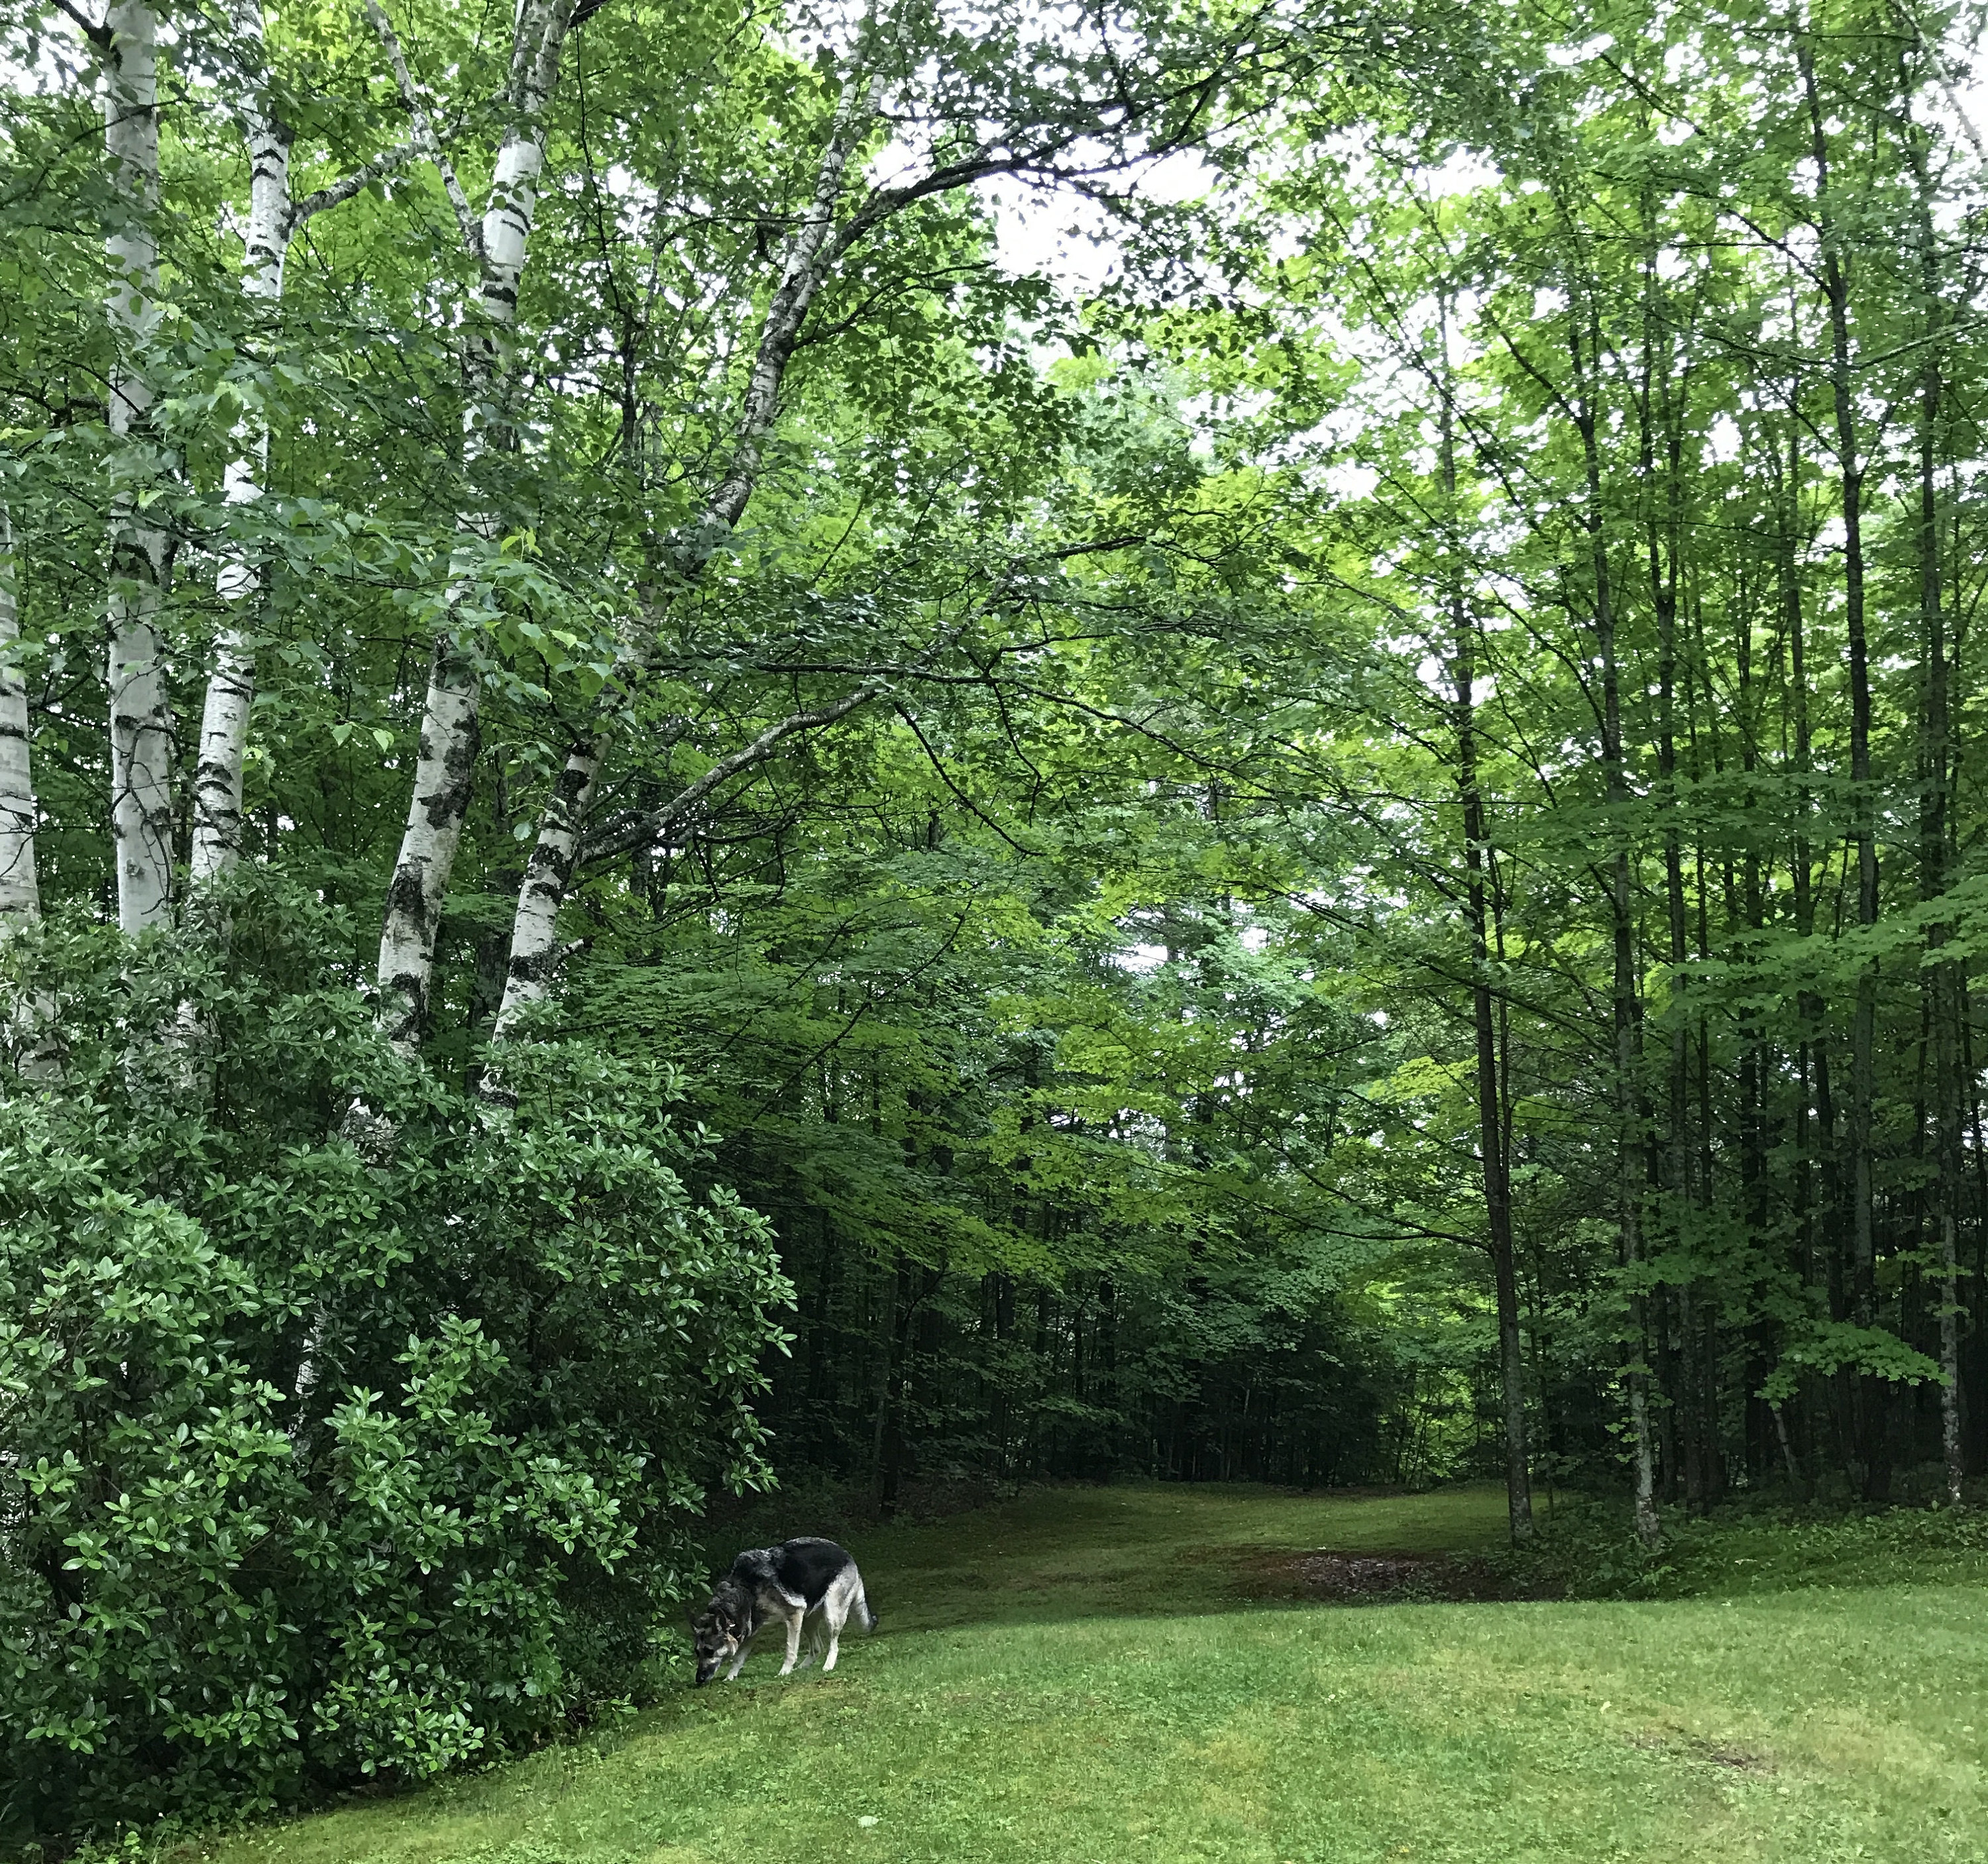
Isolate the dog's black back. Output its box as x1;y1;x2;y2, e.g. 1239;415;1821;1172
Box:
732;1535;852;1610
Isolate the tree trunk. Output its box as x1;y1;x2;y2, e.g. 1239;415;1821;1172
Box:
192;5;288;887
1903;98;1965;1506
104;0;174;936
373;0;573;1048
1439;354;1531;1543
0;501;56;1080
0;505;38;932
1802;43;1888;1503
483;67;883;1050
480;735;599;1073
195;9;409;895
1569;276;1660;1546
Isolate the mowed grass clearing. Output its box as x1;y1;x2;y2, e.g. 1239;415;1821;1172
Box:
196;1484;1988;1864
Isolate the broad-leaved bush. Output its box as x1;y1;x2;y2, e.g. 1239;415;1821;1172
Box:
0;881;789;1841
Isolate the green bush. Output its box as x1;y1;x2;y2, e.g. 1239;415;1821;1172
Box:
0;883;790;1842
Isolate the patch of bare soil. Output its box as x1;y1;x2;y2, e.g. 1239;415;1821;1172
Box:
1628;1729;1775;1772
1231;1548;1563;1604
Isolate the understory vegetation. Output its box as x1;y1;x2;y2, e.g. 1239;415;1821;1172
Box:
7;0;1988;1843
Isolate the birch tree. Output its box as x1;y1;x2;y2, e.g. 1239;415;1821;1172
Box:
100;0;173;935
478;2;1312;1057
191;2;411;888
367;0;575;1049
487;64;888;1050
0;504;34;935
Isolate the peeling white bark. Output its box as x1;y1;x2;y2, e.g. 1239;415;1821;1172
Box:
376;633;481;1046
0;504;38;930
371;0;573;1050
476;735;600;1101
483;69;883;1060
104;0;174;936
191;620;256;887
193;7;290;887
697;70;884;555
195;11;416;891
0;503;58;1081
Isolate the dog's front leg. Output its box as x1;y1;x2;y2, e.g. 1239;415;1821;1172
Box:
724;1629;753;1682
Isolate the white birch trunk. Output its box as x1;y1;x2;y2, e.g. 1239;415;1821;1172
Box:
104;0;174;936
476;736;600;1096
482;69;881;1056
0;504;38;932
195;10;414;891
0;502;58;1080
697;71;884;548
192;9;290;887
372;0;572;1050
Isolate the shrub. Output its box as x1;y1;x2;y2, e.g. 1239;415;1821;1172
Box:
0;882;789;1843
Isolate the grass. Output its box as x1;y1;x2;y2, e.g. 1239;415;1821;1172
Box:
189;1482;1988;1864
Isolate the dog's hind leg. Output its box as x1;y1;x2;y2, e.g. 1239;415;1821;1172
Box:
820;1590;851;1672
776;1604;804;1676
791;1609;822;1671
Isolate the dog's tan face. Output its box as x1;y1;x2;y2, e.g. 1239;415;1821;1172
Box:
690;1596;744;1686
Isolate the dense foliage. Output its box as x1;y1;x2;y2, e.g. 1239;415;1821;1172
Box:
7;0;1988;1838
0;888;785;1830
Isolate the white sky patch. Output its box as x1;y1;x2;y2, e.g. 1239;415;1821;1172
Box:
1323;460;1380;502
1706;413;1741;463
1419;148;1500;200
988;148;1214;293
1546;34;1615;68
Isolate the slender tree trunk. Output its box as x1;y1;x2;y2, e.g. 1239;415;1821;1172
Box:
192;4;291;887
104;0;174;936
1781;410;1838;1472
0;503;57;1080
373;0;573;1048
1641;267;1698;1508
1569;280;1660;1545
1439;358;1531;1543
1802;46;1889;1501
1903;101;1966;1506
487;740;598;1043
0;506;37;933
484;67;883;1050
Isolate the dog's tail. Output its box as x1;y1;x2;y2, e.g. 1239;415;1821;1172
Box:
854;1577;877;1635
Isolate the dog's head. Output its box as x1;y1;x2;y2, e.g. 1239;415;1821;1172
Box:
689;1580;749;1686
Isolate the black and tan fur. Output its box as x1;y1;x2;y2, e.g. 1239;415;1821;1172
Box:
689;1537;876;1686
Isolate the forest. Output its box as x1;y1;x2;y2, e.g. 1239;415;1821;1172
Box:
4;0;1988;1845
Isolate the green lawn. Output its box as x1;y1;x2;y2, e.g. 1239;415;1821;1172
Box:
195;1484;1988;1864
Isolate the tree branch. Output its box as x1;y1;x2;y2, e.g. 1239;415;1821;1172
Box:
50;0;111;51
361;0;482;261
291;139;417;226
581;678;890;863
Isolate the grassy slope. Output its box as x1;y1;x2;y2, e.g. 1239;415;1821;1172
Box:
199;1485;1988;1864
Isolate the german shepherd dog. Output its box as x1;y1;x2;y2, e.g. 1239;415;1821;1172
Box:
690;1537;877;1685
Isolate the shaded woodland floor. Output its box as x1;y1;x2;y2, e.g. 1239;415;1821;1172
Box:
188;1484;1988;1864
